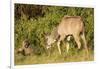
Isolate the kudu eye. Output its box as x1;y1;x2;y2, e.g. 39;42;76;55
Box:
46;45;51;49
46;37;48;40
45;36;48;41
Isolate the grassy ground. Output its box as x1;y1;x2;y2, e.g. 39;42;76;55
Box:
15;46;94;65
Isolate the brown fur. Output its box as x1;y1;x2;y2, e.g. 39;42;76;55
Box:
17;39;33;56
46;15;88;54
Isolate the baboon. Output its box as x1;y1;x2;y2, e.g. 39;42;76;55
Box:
17;39;33;56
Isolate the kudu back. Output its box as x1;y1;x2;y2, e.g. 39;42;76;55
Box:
46;15;88;55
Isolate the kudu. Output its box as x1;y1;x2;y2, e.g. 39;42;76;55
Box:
45;15;88;55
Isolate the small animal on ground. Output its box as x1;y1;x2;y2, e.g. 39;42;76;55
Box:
17;39;33;56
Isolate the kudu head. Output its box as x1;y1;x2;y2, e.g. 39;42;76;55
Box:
45;33;56;49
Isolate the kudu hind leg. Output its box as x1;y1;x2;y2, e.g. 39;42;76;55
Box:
57;35;65;55
81;32;88;53
74;35;81;49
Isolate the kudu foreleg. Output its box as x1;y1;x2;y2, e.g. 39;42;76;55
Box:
57;35;65;55
66;42;69;53
66;36;71;53
57;41;61;55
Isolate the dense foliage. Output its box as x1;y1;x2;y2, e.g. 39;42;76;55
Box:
14;4;94;65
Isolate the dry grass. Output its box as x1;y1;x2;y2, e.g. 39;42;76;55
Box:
15;48;94;65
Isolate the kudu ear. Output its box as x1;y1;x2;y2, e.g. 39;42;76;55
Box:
45;34;49;39
44;32;50;35
44;32;50;38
